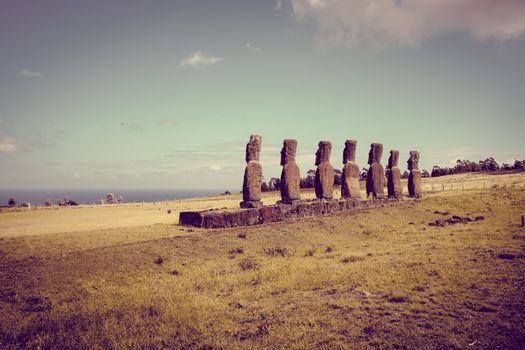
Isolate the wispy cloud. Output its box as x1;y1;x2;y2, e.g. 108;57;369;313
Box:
208;165;222;171
0;143;16;153
180;51;222;68
120;121;143;131
18;69;42;78
291;0;525;48
158;119;177;127
275;0;283;10
245;43;263;53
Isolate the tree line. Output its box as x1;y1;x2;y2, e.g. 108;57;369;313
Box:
431;158;525;177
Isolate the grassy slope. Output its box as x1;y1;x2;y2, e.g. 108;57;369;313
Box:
1;187;525;349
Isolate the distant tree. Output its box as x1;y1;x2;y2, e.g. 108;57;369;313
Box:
117;195;123;203
514;160;525;170
8;197;16;207
333;169;342;186
401;170;409;179
421;169;430;178
261;182;269;192
299;169;316;188
360;167;368;180
44;199;52;207
106;193;115;204
479;157;499;172
63;197;70;206
268;177;281;191
501;163;512;171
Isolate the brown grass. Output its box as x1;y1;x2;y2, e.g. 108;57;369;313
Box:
1;173;525;349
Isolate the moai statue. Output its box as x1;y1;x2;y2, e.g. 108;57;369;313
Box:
314;141;335;200
408;150;422;198
387;150;402;198
366;143;385;198
280;139;301;203
341;140;361;199
240;135;263;208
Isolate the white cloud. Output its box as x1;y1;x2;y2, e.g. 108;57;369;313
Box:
275;0;283;10
120;121;143;131
0;143;16;153
291;0;525;48
245;43;263;53
180;51;222;68
209;165;222;171
158;119;177;126
18;69;42;78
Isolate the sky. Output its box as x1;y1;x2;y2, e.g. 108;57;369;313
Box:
1;0;524;190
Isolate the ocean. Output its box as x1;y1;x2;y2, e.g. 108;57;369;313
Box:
0;189;233;206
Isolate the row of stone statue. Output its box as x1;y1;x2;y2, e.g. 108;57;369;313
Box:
241;135;421;208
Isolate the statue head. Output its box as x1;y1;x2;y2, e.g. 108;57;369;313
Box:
280;139;297;166
342;139;357;164
315;141;332;166
387;150;399;169
407;150;420;170
368;143;383;165
245;134;262;162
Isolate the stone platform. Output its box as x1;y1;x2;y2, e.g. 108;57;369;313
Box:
179;197;402;229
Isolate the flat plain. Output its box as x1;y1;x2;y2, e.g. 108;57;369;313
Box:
1;172;524;349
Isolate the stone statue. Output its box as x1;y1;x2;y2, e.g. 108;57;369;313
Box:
280;139;301;203
387;150;402;198
408;150;422;198
314;141;334;200
341;140;361;199
240;135;263;208
366;143;385;198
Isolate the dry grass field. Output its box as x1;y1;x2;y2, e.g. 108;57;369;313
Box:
1;172;525;349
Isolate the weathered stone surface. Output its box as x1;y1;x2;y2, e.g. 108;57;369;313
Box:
241;135;263;207
407;150;422;198
387;150;402;199
366;143;385;198
280;139;301;203
180;197;403;229
314;141;335;199
341;139;361;199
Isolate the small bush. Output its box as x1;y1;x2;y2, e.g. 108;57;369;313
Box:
325;246;333;253
341;256;365;264
154;256;164;265
304;247;317;257
228;247;244;255
239;257;259;271
238;233;247;239
263;246;290;257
